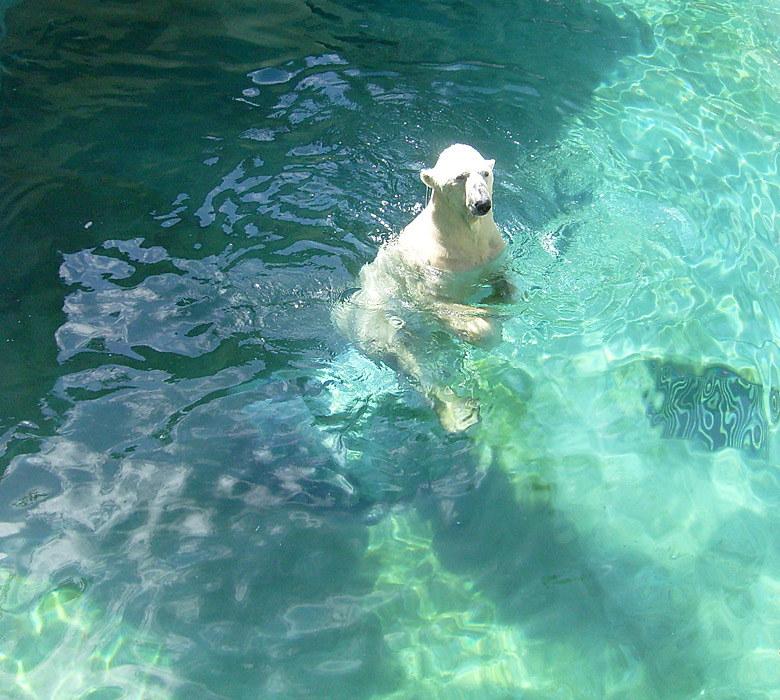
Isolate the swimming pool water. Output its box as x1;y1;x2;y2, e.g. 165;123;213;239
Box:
1;0;780;697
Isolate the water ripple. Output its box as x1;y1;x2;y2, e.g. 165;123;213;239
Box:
2;0;780;698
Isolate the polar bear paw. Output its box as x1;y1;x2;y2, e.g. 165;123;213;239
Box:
446;314;500;349
431;386;480;433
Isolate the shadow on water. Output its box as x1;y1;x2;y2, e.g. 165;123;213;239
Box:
236;371;481;512
147;503;404;699
427;466;708;698
0;0;651;440
0;1;665;697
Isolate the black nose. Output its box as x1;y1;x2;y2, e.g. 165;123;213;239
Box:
475;199;491;215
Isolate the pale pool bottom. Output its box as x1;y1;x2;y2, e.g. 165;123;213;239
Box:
5;346;777;700
3;0;780;695
234;309;780;699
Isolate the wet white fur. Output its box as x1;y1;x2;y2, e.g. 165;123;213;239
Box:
334;144;508;432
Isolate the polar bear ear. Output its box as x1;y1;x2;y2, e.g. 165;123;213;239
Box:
420;168;438;189
486;159;495;171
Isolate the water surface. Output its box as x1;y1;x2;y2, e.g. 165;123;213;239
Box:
1;0;780;698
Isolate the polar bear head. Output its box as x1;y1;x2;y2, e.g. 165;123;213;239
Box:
420;144;496;218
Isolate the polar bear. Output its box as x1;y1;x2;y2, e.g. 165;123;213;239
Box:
333;144;510;432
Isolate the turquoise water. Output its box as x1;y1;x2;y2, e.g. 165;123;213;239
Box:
1;0;780;697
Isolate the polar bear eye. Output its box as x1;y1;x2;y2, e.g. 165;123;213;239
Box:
454;173;468;183
480;170;491;179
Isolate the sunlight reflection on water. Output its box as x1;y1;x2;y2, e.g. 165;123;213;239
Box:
0;0;780;698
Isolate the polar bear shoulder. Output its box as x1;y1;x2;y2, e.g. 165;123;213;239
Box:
394;143;505;273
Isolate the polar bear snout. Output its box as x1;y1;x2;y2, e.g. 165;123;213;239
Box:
466;178;492;217
471;196;492;216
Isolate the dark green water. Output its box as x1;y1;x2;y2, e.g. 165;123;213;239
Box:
1;0;780;698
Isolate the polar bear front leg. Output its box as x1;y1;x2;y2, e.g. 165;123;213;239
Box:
383;337;480;433
434;302;502;348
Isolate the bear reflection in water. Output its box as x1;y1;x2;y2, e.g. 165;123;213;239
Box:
334;144;513;433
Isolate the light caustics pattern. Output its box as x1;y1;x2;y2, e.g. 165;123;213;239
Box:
1;0;780;699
